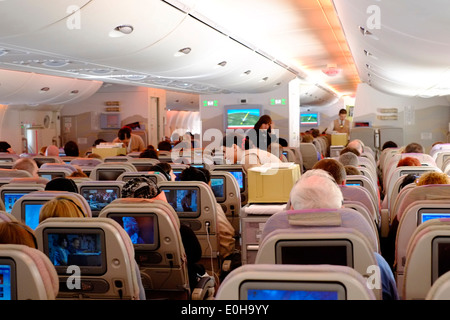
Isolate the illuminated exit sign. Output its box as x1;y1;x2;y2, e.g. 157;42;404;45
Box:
270;98;286;105
203;100;218;107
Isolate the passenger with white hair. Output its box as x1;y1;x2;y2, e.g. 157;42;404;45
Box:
12;157;39;177
262;168;399;300
338;151;359;167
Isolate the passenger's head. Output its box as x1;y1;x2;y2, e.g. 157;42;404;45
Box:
254;115;272;131
0;141;12;153
179;166;210;184
139;148;158;159
39;196;86;223
347;139;364;155
416;172;450;186
397;157;421;167
399;174;417;191
312;158;347;185
12;157;39;177
344;165;362;176
278;138;288;148
0;221;37;248
222;133;245;164
67;169;89;178
44;177;78;193
339;146;360;157
45;145;60;157
289;169;343;210
157;140;172;152
339;152;359;167
382;141;398;150
64;141;79;157
121;176;166;201
301;134;314;143
403;142;424;154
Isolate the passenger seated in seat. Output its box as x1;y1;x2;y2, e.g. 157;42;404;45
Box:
0;220;37;248
179;166;237;261
121;176;206;291
288;169;399;300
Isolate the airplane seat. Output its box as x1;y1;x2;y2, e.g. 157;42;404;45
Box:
342;200;379;242
385;166;442;208
103;156;133;163
98;198;215;300
395;200;450;295
339;185;380;230
390;184;450;229
89;162;137;181
37;167;74;180
209;171;241;238
215;264;376;300
0;210;17;222
426;270;450;300
356;166;378;189
34;217;142;300
240;203;288;264
254;209;382;299
0;153;20;162
128;158;161;172
70;157;103;168
383;153;437;192
211;164;248;206
0;168;32;178
0;182;47;214
378;148;400;173
31;156;63;168
0;244;59;300
157;180;223;275
283;147;303;168
40;163;78;173
345;174;379;207
299;143;320;170
77;180;125;217
9;177;50;185
10;190;93;229
402;218;450;300
433;150;450;170
260;208;380;254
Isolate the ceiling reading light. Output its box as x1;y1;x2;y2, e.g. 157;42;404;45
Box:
241;70;251;76
174;47;191;57
115;25;134;34
40;87;50;92
217;61;227;67
0;49;8;57
42;60;70;67
259;77;269;82
70;90;79;95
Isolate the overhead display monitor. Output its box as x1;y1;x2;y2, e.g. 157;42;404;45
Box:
225;105;262;130
300;113;319;126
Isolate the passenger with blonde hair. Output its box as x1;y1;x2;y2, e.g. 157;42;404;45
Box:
416;171;450;186
39;196;86;223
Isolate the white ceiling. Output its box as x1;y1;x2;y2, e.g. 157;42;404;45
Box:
0;0;447;109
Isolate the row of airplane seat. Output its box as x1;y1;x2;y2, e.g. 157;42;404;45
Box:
2;141;450;300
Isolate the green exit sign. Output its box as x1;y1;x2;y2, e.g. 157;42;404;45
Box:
203;100;218;107
270;98;286;105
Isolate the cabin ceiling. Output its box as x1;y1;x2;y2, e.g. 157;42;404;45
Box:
0;0;357;107
333;0;450;98
0;0;446;108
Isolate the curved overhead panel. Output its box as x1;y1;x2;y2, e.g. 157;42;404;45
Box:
0;69;102;105
333;0;450;97
0;0;187;61
0;0;92;38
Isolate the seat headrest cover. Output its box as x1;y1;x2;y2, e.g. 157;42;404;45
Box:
286;209;342;226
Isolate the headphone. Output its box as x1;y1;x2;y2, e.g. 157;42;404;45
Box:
54;196;86;218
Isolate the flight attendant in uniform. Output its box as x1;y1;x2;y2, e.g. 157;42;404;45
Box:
326;108;351;136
